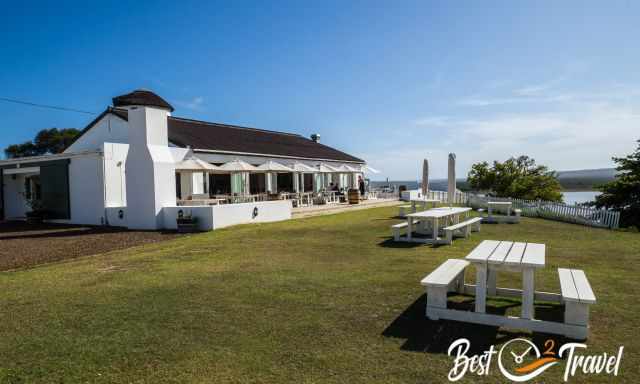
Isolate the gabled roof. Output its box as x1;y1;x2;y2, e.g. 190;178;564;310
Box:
167;116;364;163
78;108;364;163
112;89;174;112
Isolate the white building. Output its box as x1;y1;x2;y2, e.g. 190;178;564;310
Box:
0;90;367;230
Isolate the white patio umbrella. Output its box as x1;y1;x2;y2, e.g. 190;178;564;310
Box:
421;159;429;196
316;163;340;173
291;162;317;173
447;153;456;205
217;159;259;172
218;160;258;196
361;165;381;174
174;157;219;172
256;161;293;172
333;164;360;172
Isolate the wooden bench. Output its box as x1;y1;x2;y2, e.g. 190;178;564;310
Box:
442;217;482;244
398;205;412;217
559;268;596;338
391;220;420;241
421;259;469;319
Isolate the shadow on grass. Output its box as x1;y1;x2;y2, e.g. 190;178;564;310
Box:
377;238;426;249
382;294;570;355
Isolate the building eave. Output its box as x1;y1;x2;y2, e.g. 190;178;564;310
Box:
0;150;102;168
192;148;366;164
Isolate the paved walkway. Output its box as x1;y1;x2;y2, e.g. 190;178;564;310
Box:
292;198;400;219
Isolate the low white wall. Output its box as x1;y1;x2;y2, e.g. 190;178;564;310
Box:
162;200;292;231
105;206;128;227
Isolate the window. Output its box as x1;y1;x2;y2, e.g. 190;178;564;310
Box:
209;174;231;195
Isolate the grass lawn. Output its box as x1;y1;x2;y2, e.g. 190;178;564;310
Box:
1;206;639;383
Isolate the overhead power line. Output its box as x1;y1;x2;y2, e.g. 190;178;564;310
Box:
0;96;97;115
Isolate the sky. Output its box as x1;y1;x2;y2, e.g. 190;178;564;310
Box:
1;0;639;180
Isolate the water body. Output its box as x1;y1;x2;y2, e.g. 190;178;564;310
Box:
562;191;600;205
371;181;600;205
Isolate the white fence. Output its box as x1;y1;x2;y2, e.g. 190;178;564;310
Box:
398;189;470;205
468;195;620;229
425;190;469;205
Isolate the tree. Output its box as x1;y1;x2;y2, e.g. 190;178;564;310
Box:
467;155;563;202
4;128;80;158
593;140;640;228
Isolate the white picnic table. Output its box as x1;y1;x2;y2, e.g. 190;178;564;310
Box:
422;240;598;339
410;198;440;213
487;201;512;217
405;207;471;243
466;240;545;319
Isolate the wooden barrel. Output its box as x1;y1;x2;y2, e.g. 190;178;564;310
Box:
348;189;360;204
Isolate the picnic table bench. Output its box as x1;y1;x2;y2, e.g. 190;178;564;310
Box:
443;217;482;245
391;220;420;241
421;259;468;312
420;240;597;339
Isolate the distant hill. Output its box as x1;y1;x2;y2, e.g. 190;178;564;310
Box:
556;168;616;179
555;168;616;191
371;168;616;192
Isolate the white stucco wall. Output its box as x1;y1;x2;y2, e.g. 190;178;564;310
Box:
163;200;292;231
125;106;177;230
103;143;128;207
68;155;105;225
3;173;30;218
65;114;129;153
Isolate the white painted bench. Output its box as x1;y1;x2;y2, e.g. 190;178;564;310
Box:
421;259;469;320
442;217;482;244
398;205;412;217
559;268;596;338
391;220;420;241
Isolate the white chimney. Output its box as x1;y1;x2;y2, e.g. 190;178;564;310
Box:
118;91;176;230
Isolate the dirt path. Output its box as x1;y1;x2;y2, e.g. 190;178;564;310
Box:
0;221;180;271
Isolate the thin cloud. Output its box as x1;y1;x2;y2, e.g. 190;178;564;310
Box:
175;96;205;111
458;83;640;107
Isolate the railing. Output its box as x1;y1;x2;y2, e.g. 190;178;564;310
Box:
468;194;620;229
